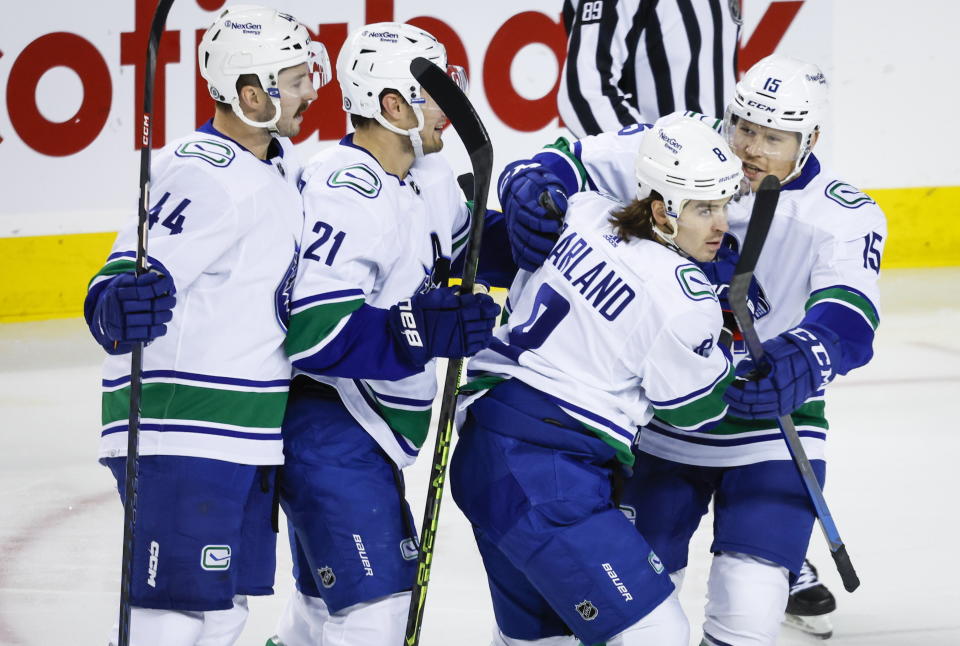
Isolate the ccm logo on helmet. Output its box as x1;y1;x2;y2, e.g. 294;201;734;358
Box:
746;99;776;112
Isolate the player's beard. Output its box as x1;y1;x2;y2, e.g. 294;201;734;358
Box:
279;101;311;138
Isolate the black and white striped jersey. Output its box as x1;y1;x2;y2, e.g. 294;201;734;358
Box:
559;0;742;137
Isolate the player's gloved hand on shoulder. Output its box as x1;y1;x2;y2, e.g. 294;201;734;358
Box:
724;324;840;419
89;271;177;355
498;160;567;271
388;286;500;368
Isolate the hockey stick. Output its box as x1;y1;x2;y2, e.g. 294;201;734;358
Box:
118;1;175;644
404;57;493;646
728;174;860;593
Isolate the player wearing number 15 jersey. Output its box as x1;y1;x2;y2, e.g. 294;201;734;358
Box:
449;116;743;646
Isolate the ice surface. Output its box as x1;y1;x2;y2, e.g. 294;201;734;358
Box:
1;268;957;645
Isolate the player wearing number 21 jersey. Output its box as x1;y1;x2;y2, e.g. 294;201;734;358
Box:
449;115;743;646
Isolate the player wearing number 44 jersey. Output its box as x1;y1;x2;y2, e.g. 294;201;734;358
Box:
83;6;332;646
500;55;886;644
268;23;508;646
450;115;743;646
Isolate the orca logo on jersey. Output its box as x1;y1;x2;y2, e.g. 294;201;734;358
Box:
328;164;382;198
415;233;451;295
175;139;235;168
676;265;716;302
147;541;159;588
825;181;875;209
274;244;299;332
575;600;599;621
694;335;715;357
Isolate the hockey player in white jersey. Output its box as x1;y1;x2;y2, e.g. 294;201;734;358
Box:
268;23;506;646
449;116;742;646
498;56;886;645
83;6;330;645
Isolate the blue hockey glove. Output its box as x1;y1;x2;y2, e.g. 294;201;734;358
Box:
497;160;567;271
724;324;840;419
90;271;176;355
388;286;500;368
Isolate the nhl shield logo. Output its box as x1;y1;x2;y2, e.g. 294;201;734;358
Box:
317;566;336;588
575;600;599;621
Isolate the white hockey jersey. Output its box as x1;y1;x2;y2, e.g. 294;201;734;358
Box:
466;191;733;465
91;122;303;465
285;136;470;468
529;125;886;466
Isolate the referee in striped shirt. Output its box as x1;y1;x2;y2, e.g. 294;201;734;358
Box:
559;0;742;137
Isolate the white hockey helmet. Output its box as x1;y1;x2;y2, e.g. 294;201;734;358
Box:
724;54;828;181
635;114;743;241
199;4;331;131
337;22;466;156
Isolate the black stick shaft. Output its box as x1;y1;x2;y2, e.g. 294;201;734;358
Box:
404;57;493;646
728;175;860;593
118;2;175;643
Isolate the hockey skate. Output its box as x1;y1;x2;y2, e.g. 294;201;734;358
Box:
783;559;837;639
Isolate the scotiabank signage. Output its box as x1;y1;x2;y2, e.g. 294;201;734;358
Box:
2;0;803;157
3;0;571;157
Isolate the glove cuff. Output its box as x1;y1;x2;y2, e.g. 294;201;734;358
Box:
388;298;429;369
782;325;839;390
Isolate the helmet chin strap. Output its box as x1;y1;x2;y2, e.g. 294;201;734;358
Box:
374;104;427;158
652;201;686;256
231;96;282;133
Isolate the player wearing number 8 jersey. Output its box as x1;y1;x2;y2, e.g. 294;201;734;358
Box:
449;115;742;646
498;55;887;644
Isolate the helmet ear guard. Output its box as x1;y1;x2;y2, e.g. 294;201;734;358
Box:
634;114;743;244
198;5;331;132
724;54;828;182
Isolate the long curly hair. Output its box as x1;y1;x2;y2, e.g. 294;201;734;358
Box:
608;191;665;242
